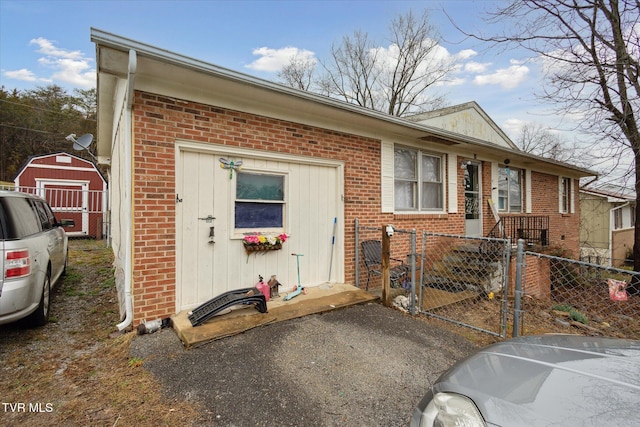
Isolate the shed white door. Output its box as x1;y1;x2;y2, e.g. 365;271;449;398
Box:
176;147;343;313
176;151;224;312
38;181;90;235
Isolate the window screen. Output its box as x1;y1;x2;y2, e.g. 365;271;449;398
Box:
235;172;285;229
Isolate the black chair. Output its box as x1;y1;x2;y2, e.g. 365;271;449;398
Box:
361;240;409;290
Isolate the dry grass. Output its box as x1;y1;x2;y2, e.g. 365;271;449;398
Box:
0;239;204;426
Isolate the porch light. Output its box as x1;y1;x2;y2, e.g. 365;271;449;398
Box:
460;160;471;169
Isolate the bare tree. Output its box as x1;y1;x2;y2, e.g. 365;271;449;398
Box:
460;0;640;276
320;30;382;110
320;10;453;116
516;122;591;167
381;10;450;116
277;52;317;91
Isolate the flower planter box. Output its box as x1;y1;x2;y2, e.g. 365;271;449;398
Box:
244;242;282;254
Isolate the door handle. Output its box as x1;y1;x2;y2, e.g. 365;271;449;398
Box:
198;215;215;223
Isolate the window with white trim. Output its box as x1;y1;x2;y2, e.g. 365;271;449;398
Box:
560;177;571;213
498;166;522;212
394;147;444;211
614;208;623;229
235;171;285;230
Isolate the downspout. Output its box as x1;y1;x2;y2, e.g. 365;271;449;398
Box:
116;49;136;331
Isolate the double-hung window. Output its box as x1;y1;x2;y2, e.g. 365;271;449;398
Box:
394;147;443;212
235;171;285;230
560;177;571;213
498;166;522;212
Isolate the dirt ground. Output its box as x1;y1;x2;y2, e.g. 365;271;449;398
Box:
2;239;638;426
0;239;206;426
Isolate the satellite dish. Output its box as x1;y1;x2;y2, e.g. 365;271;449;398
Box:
72;134;93;151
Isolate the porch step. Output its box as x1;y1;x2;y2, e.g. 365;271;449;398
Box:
188;287;267;327
423;244;504;295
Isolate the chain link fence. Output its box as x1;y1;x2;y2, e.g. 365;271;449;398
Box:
354;221;417;297
419;232;511;338
355;220;510;339
520;249;640;340
354;221;640;341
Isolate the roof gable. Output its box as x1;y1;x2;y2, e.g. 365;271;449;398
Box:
14;151;106;183
407;102;518;150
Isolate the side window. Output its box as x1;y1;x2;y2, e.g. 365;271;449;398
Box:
33;200;53;230
394;147;444;212
0;197;41;238
42;202;58;227
498;166;522;213
235;172;285;230
560;177;571;213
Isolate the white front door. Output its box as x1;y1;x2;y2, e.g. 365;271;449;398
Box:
464;162;482;237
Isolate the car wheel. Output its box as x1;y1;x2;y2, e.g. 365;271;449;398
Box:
27;270;51;327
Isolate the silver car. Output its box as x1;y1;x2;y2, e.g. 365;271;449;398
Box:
411;334;640;426
0;190;72;326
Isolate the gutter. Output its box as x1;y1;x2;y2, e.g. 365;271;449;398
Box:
90;28;596;178
116;49;136;331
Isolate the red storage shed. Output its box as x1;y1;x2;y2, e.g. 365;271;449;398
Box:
14;152;108;238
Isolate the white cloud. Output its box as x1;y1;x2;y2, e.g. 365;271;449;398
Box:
502;118;528;137
246;46;316;72
464;61;491;73
473;62;530;89
2;38;95;88
29;37;84;60
455;49;477;61
3;68;42;82
46;58;95;88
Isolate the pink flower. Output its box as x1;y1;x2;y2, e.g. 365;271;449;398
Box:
278;233;288;243
243;235;260;244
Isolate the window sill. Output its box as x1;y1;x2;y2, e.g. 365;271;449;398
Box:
393;212;448;220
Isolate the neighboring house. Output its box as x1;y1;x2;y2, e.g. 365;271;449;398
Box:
91;29;596;329
580;186;636;266
13;152;108;238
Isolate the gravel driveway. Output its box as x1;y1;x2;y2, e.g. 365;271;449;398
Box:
131;302;477;426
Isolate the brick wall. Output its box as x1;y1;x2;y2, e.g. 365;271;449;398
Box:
528;171;581;257
129;91;581;324
509;255;552;301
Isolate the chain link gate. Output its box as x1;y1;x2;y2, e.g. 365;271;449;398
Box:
355;220;511;339
419;232;511;338
355;220;418;311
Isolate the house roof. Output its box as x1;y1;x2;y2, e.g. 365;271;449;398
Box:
91;28;597;179
406;102;519;150
581;186;636;203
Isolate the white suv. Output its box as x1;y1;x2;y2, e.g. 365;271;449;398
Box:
0;191;73;326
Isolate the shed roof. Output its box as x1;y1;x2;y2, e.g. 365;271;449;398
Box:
14;151;106;183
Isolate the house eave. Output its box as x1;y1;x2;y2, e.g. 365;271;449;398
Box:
91;28;598;178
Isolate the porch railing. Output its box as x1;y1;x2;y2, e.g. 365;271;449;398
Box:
487;215;549;247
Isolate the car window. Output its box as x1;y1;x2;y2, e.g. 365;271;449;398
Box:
0;196;42;238
33;200;53;230
0;202;7;240
42;202;58;227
